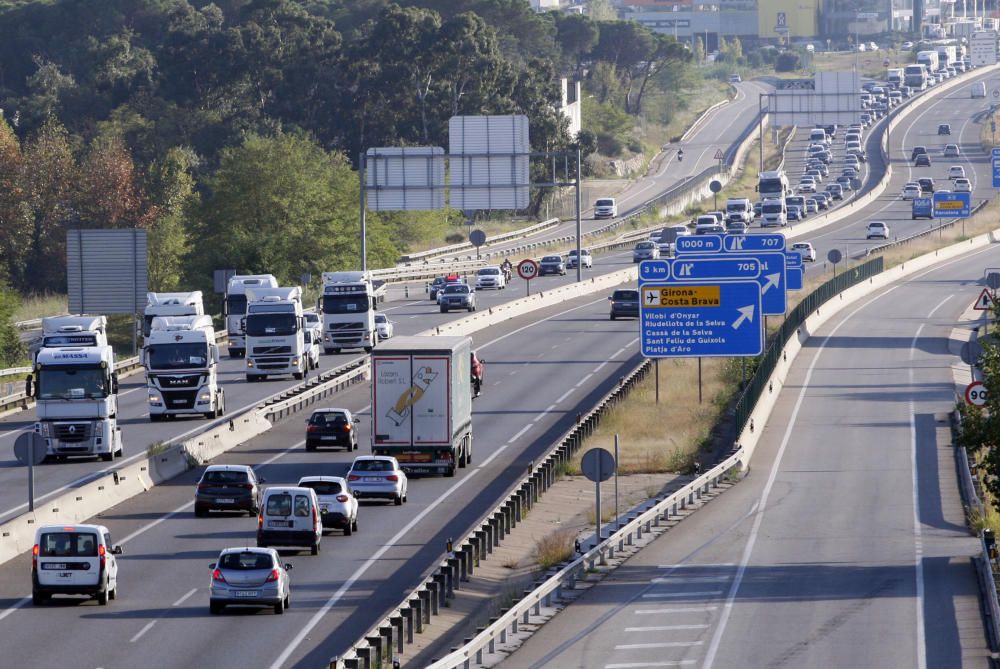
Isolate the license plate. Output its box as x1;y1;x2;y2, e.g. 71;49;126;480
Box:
233;590;260;598
365;476;382;482
42;563;66;570
321;436;337;441
268;520;290;527
320;505;329;512
216;498;235;504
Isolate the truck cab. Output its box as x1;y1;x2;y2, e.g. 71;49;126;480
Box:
225;274;278;358
36;316;108;361
143;292;204;348
320;271;378;354
245;286;305;381
144;315;225;421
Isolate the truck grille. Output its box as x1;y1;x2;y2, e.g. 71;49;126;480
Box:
252;345;292;355
155;374;202;389
163;389;198;410
329;323;364;331
54;423;91;443
255;357;292;370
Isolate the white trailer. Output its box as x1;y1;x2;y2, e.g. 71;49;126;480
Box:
245;286;305;381
224;274;278;358
144;315;225;421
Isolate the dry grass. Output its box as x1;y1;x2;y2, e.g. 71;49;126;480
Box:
533;529;576;570
810;49;912;80
13;293;67;323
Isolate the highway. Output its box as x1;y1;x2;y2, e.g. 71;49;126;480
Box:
504;218;995;669
0;67;995;668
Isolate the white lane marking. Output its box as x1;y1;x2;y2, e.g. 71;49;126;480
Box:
606;662;695;668
555;389;574;404
651;576;729;584
641;590;723;599
475;444;510;469
172;588;197;607
909;322;928;669
476;296;610;351
129;620;157;643
545;405;558;414
575;373;594;388
508;425;533;444
616;641;703;650
624;625;710;632
635;607;718;615
657;563;734;569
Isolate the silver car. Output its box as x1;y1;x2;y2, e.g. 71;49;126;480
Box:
632;241;660;263
539;255;566;276
439;284;476;313
209;547;292;615
347;455;408;505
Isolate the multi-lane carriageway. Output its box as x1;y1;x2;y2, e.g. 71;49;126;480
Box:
0;65;998;668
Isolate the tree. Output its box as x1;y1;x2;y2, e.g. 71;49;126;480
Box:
588;0;618;21
693;37;705;64
73;134;151;229
0;284;25;367
775;51;802;72
146;147;198;291
0;119;27;286
552;11;598;71
957;314;1000;510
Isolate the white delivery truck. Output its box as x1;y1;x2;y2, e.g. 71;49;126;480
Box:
26;342;123;462
760;198;788;227
143;292;203;347
916;50;939;74
244;286;305;381
756;170;790;201
144;315;225;421
370;336;473;477
320;271;379;354
224;274;278;358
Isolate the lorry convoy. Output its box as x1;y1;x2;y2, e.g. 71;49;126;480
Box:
370;336;473;477
245;286;307;382
144;315;225;421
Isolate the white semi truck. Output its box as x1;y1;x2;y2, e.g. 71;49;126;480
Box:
143;292;204;347
370;336;473;477
144;315;225;421
26;341;123;462
320;271;380;354
38;316;108;355
244;286;306;381
224;274;278;358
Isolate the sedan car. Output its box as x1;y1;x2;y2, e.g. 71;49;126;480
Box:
835;176;854;191
825;183;844;200
901;183;921;200
813;193;830;210
866;221;890;239
195;465;263;517
439;284;476;313
209;547;291;615
943;144;960;157
948;165;966;180
954;178;972;193
305;408;359;452
790;242;816;262
787;205;804;222
566;248;593;269
428;276;447;301
914;153;932;167
474;266;506;290
797;180;816;193
347;456;408;505
609;289;640;320
804;198;818;214
938;124;951;136
297;476;359;535
539;255;566;276
633;240;660;263
374;312;394;340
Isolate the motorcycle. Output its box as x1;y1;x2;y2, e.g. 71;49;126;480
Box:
501;263;512;283
677;150;684;162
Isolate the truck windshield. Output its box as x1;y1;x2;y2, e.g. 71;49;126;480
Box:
763;203;783;214
322;295;370;314
38;365;107;400
246;313;298;336
726;203;746;212
226;294;248;316
147;343;209;370
42;334;98;347
758;177;784;194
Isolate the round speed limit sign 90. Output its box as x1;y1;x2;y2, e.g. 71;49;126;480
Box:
966;381;988;407
517;259;539;281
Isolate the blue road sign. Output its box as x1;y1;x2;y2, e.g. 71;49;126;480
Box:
784;251;804;269
675;235;723;254
932;191;971;218
721;234;787;253
668;253;787;316
993;157;1000;188
992;148;1000;159
639;259;670;282
640;281;763;358
787;267;803;290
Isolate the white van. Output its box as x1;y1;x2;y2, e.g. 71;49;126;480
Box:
257;486;323;555
32;524;122;605
725;197;754;224
809;128;829;146
303;326;321;371
972;82;987;98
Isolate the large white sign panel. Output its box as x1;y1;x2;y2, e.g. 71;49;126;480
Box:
971;32;998;67
449;115;530;210
365;147;445;211
770;71;861;127
67;229;148;314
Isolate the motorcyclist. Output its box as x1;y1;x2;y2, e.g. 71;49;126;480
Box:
501;258;513;282
677;148;684;162
471;351;484;398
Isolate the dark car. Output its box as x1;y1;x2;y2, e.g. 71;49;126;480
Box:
938;123;951;135
910;146;927;161
539;255;566;276
609;289;639;320
917;177;935;194
195;465;263;517
305;408;359;451
914;153;931;167
428;277;447;301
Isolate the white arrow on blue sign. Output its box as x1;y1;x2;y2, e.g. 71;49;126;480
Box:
660;253;787;315
639;281;763;358
721;234;787;253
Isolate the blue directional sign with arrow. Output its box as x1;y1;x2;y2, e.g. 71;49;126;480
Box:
721;234;787;253
639;281;763;357
665;252;786;315
993;148;1000;188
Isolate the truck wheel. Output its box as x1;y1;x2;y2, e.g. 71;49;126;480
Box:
331;348;341;355
100;453;113;462
293;372;304;380
440;307;447;313
150;414;163;422
445;464;456;478
364;346;373;353
203;411;215;420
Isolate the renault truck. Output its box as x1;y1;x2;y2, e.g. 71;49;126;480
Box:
143;292;203;347
144;315;225;421
320;271;379;354
245;286;306;381
370;336;473;477
26;340;123;462
224;274;278;358
37;316;108;358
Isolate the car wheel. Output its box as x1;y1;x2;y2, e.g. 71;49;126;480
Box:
306;443;316;452
150;414;163;422
97;588;108;606
274;597;285;614
394;495;403;506
610;314;616;321
194;506;207;518
311;541;320;556
331;348;341;354
31;591;47;606
344;522;352;536
100;453;113;462
352;517;359;532
109;582;117;600
210;602;224;615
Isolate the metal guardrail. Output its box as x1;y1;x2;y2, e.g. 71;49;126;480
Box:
978;531;1000;651
864;199;989;258
369;259;488;282
257;360;369;421
399;219;560;263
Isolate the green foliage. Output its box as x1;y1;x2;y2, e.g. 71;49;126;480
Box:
0;285;26;366
775;51;802;72
146;147;198;291
583;96;633;156
957;312;1000;513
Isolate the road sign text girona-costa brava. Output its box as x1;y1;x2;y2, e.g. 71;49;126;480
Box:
643;286;720;307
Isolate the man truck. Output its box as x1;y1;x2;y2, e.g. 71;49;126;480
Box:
224;274;278;358
26;336;124;462
370;336;473;477
245;286;306;381
143;292;203;347
144;315;225;421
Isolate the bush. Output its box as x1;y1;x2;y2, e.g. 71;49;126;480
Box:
0;287;26;367
444;232;465;244
775;51;802;72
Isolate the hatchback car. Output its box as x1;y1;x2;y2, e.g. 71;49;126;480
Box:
948;165;966;180
32;524;122;606
439;284;476;313
866;221;890;239
209;547;291;615
729;73;742;83
901;183;921;200
825;183;844;200
813;193;830;209
539;255;566;276
954;178;972;193
305;408;359;451
918;177;935;194
347;456;408;505
944;144;960;157
195;465;263;517
474;266;506;290
937;124;951;135
805;168;824;183
787;205;804;222
914;153;932;167
804;198;818;214
726;220;749;234
374;312;394;340
609;289;640;320
790;242;816;262
835;176;854;191
297;476;359;535
427;276;449;301
910;146;927;161
566;249;593;269
633;240;660;263
797;180;816;193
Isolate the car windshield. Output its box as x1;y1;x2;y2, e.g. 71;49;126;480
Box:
299;480;344;495
147;343;209;370
478;268;499;275
444;285;469;294
39;532;100;557
38;366;107;400
374;314;387;324
595;199;614;207
542;256;561;263
352;459;394;472
636;242;654;249
219;552;274;570
202;470;249;484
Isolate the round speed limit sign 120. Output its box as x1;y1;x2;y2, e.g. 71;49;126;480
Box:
966;381;988;407
517;259;539;281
